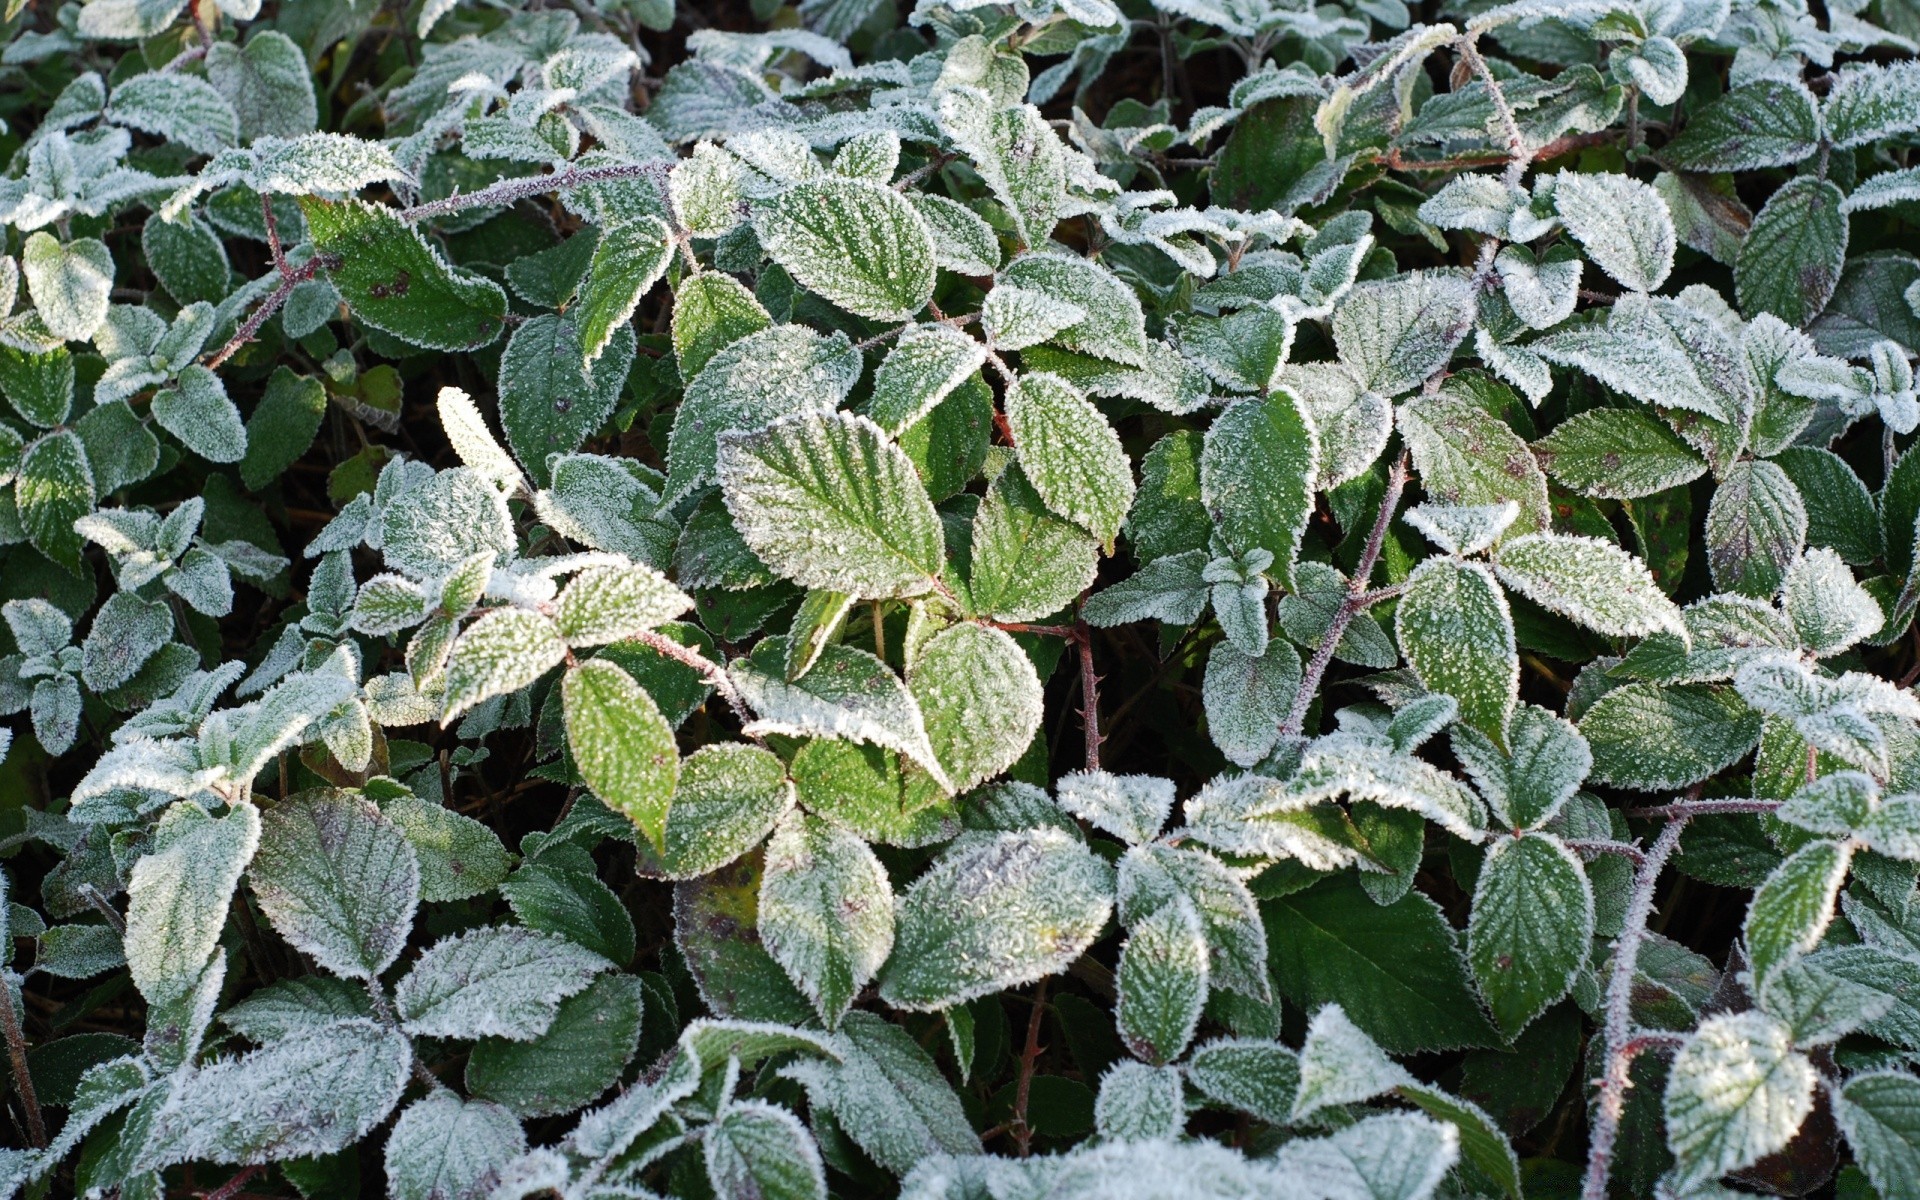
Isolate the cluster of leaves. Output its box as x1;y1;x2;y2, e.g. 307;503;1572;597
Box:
6;0;1920;1197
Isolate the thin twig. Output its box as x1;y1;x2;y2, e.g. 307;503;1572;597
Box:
1456;33;1530;190
1011;979;1048;1158
1583;819;1689;1200
204;258;324;370
396;160;669;223
0;978;46;1148
201;1165;266;1200
1564;838;1647;867
1075;621;1103;772
1623;799;1783;820
1280;452;1409;738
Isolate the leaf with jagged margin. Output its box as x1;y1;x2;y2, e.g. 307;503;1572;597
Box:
1095;1060;1185;1143
1116;895;1209;1065
998;252;1152;366
1553;170;1675;293
1533;408;1708;500
879;828;1113;1010
125;802;260;1008
705;1099;826;1200
1824;61;1920;150
1200;389;1316;586
396;926;611;1042
758;177;935;321
385;1090;526;1200
1059;770;1176;847
1184;1038;1300;1124
717;410;945;599
577;216;671;366
1783;546;1883;656
1706;458;1807;598
442;607;568;723
732;637;950;791
1491;532;1685;638
638;743;793;881
964;462;1101;624
1292;1003;1414;1120
910;193;1002;277
1579;682;1763;791
1745;838;1853;984
1202;638;1301;769
780;1011;981;1176
867;324;987;435
564;659;680;851
938;93;1067;249
1664;79;1822;171
105;73;237;156
1664;1011;1816;1189
910;622;1042;794
1331;271;1476;395
1834;1071;1920;1200
1451;702;1590;831
758;810;894;1029
384;794;512;903
1467;832;1592;1036
206;30;317;142
1118;843;1270;1003
137;1019;411;1169
498;314;635;488
21;233;112;343
553;564;693;648
300;198;507;351
466;973;645;1119
1005;371;1134;547
1396;557;1517;746
1397;384;1551;537
1737;176;1848;328
673;270;772;380
249;791;420;981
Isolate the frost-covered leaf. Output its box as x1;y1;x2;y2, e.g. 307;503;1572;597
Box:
1082;550;1210;628
22;233;112;343
125;802;260;1007
1664;79;1822;171
80;592;170;693
1116;895;1208;1064
1058;770;1176;846
1292;1003;1413;1120
1737;176;1848;327
553;565;692;648
705;1100;826;1200
1396;557;1517;745
758;177;935;321
1203;639;1301;768
867;324;987;435
498;314;634;488
564;659;680;851
1579;682;1762;791
1200;390;1316;583
379;467;515;581
1834;1071;1920;1200
1451;703;1590;830
385;1091;525;1200
1095;1060;1185;1142
466;972;644;1119
301;198;506;351
984;284;1085;352
1185;1038;1299;1125
578;217;671;367
718;410;945;599
1553;170;1675;293
249;791;419;981
910;622;1041;793
879;828;1112;1010
1491;532;1684;637
1397;384;1550;535
1533;408;1708;500
1119;843;1269;1002
781;1010;981;1174
206;31;318;143
1331;272;1475;395
152;365;247;464
1005;372;1134;546
1467;832;1592;1036
106;73;238;155
395;926;611;1042
1745;838;1852;983
1824;62;1920;150
140;1019;410;1168
1707;459;1808;597
1664;1011;1816;1189
1783;547;1883;656
758;810;893;1028
1403;502;1518;557
443;608;567;722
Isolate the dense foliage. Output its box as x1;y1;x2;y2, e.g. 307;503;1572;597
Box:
5;0;1920;1196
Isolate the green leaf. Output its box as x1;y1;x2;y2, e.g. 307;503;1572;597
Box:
75;400;159;495
640;741;792;879
1834;1071;1920;1200
1663;79;1822;171
383;794;512;903
1396;558;1517;745
1745;838;1852;983
443;607;568;722
17;430;95;573
466;973;643;1118
143;213;232;307
941;99;1066;248
1491;532;1685;638
1398;384;1551;537
1203;639;1302;768
106;72;237;155
1664;1011;1816;1188
1553;169;1675;293
152;365;247;464
384;1091;525;1200
879;828;1112;1011
564;659;680;851
963;462;1100;624
1737;176;1848;327
249;791;420;982
1263;874;1500;1054
1451;702;1590;830
578;216;671;366
1579;682;1763;791
1824;61;1920;150
1533;408;1707;500
1467;833;1593;1037
1774;446;1882;566
672;270;772;380
717;410;945;599
758;810;894;1028
1185;1038;1300;1124
300;197;508;351
867;324;987;436
1706;459;1807;597
395;926;611;1042
758;178;936;321
1200;390;1317;583
0;342;72;428
783;1010;982;1174
1095;1060;1186;1142
552;564;692;648
500;860;635;965
22;233;112;343
705;1100;826;1200
1005;372;1134;546
1331;272;1475;395
125;803;261;1008
1116;896;1209;1064
499;314;635;487
732;638;949;790
910;622;1043;794
205;30;318;142
240;368;326;492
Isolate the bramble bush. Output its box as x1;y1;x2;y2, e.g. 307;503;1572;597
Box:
4;0;1920;1196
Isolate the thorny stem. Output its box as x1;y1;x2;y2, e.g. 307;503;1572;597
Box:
1583;818;1689;1200
1011;978;1048;1158
1456;33;1530;190
1564;838;1647;867
1280;451;1409;738
0;976;46;1148
205;257;325;370
630;628;754;729
201;1165;266;1200
261;193;291;281
1076;620;1103;772
396;160;669;223
1623;799;1784;820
